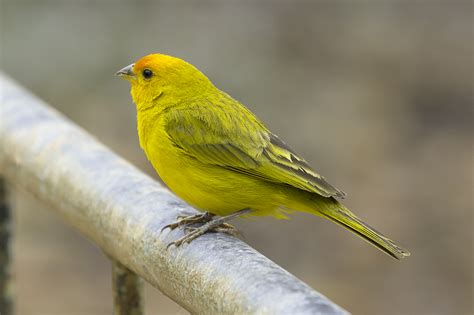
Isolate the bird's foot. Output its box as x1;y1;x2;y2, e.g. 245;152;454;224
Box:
166;208;251;248
161;212;214;232
184;222;241;237
210;222;242;237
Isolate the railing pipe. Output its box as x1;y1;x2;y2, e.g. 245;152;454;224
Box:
0;73;348;315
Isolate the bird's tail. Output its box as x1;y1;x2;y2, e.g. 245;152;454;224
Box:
315;200;410;260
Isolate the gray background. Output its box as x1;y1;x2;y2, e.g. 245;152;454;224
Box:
1;1;472;314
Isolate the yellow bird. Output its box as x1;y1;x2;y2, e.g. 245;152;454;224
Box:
116;53;410;259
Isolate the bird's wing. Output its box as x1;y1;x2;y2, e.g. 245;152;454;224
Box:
259;133;346;198
165;98;345;198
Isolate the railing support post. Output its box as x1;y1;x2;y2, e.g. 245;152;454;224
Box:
0;178;13;315
112;260;144;315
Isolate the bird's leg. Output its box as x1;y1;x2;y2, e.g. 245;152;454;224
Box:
161;211;214;232
167;208;251;248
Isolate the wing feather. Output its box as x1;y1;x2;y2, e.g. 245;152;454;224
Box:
165;96;345;198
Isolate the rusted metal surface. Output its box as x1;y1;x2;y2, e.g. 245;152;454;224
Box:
112;260;144;315
0;178;13;315
0;73;348;315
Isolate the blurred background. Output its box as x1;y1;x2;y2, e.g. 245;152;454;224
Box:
1;1;472;314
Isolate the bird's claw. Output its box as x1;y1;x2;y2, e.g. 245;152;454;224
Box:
165;208;251;249
160;212;214;233
166;222;240;249
166;225;208;248
161;222;180;232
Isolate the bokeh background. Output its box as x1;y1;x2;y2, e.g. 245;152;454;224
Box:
1;1;473;314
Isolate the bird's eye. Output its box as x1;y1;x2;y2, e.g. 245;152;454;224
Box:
142;69;153;79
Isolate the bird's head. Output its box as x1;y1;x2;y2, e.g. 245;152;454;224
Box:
116;53;214;111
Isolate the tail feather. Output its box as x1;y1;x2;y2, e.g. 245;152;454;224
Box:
319;204;410;260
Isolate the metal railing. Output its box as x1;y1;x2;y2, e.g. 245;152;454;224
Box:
0;73;348;315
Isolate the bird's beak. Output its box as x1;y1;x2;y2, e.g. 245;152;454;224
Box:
115;63;135;79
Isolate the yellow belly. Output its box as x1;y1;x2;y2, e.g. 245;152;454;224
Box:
141;120;294;218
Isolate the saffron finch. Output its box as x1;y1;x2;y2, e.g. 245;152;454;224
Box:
116;53;410;259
